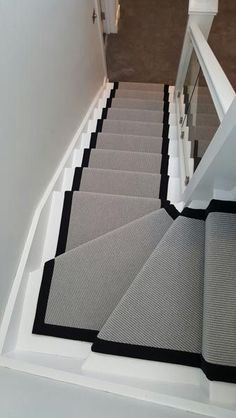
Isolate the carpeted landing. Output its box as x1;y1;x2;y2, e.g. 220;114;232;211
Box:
32;83;236;385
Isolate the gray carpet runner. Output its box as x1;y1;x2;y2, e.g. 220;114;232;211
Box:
102;120;163;137
84;149;164;174
111;98;164;111
202;211;236;373
94;216;205;355
107;108;164;123
96;133;163;154
34;209;173;340
33;83;235;384
72;168;162;199
59;192;161;253
92;201;236;384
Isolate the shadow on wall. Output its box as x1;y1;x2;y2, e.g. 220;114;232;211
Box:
107;0;236;89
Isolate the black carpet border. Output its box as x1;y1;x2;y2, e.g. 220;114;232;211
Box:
32;259;98;342
91;338;236;384
55;192;73;257
55;84;119;256
34;197;236;381
159;85;170;203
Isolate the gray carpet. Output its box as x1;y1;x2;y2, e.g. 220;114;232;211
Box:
66;192;161;251
78;168;162;199
96;133;163;153
111;98;165;111
107;108;164;123
115;89;165;101
203;212;236;368
45;210;173;331
96;216;205;353
87;149;163;174
102;119;163;137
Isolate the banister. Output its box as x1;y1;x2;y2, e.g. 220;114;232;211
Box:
189;22;235;121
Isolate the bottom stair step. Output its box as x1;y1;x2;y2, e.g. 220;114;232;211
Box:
33;209;173;341
93;214;205;362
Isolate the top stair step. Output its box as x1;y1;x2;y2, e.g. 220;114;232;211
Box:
115;89;165;101
118;82;164;92
111;98;165;111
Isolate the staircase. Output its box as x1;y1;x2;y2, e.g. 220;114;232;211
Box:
30;82;236;389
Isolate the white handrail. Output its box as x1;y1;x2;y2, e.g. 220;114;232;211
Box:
189;23;235;121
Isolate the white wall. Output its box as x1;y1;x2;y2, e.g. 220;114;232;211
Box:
0;0;106;322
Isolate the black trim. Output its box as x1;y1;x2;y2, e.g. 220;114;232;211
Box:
194;157;201;172
92;339;201;368
159;84;170;203
55;192;73;256
207;199;236;216
72;167;84;191
81;148;92;167
90;132;98;149
159;175;169;201
92;339;236;383
160;155;169;175
161;202;180;220
32;259;98;342
202;357;236;384
181;207;206;220
161;137;170;155
35;197;236;382
193;140;198;158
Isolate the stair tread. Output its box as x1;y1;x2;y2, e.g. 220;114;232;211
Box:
74;167;163;199
107;108;163;123
96;133;164;153
203;211;236;368
111;97;165;111
118;82;164;92
87;148;163;174
115;89;164;100
102;119;163;137
59;191;161;252
94;215;205;354
33;209;173;339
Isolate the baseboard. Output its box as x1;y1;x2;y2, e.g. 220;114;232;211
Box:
0;78;112;354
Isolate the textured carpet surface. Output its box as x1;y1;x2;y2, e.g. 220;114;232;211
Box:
97;216;205;353
66;192;161;251
96;133;163;153
79;168;162;199
45;210;173;331
203;212;236;368
87;149;163;174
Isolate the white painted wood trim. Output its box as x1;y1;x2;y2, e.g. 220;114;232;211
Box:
188;0;218;15
0;355;235;417
0;78;111;353
189;23;235;121
175;0;218;93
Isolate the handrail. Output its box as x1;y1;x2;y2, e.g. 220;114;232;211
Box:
189;23;235;121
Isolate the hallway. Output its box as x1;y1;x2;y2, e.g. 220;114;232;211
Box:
107;0;236;88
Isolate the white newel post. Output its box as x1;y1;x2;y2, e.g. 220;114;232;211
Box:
175;0;218;95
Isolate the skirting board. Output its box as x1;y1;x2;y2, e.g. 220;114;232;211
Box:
0;78;112;354
0;354;235;417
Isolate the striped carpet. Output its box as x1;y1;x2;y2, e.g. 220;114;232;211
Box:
32;82;236;384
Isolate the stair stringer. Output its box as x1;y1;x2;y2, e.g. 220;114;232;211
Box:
0;81;114;356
